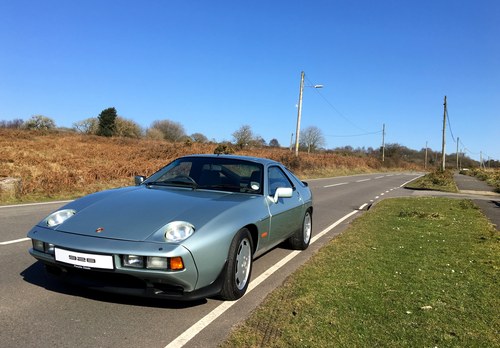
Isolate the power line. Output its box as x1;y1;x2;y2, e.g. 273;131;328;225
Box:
445;106;456;143
325;130;382;138
459;139;480;156
304;75;367;132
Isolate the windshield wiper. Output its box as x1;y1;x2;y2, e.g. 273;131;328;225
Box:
198;184;255;193
145;181;168;186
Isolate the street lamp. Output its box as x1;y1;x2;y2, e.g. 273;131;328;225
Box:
294;71;323;156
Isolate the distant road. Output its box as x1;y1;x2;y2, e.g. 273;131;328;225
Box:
0;172;422;348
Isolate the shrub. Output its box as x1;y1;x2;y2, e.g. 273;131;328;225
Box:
23;115;56;130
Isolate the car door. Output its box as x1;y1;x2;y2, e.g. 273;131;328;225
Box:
266;165;303;244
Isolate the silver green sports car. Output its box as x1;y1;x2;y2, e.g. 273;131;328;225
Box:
27;155;313;301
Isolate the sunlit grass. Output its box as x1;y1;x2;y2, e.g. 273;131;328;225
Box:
222;197;499;347
405;170;458;192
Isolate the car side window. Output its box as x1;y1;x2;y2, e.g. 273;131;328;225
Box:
268;166;293;196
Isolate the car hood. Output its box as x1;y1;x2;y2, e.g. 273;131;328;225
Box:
51;186;253;242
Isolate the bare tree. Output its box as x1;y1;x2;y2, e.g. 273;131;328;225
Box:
145;127;164;140
300;126;325;153
232;125;254;149
252;136;267;148
73;117;98;134
269;138;280;147
115;117;143;138
150;119;186;142
0;119;24;129
191;132;208;143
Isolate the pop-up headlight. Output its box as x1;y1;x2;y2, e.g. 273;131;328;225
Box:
162;221;195;243
45;209;76;227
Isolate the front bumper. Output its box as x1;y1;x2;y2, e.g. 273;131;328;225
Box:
27;226;223;300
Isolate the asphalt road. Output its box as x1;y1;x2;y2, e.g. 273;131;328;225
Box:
0;172;422;348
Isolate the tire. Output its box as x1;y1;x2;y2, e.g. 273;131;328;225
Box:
219;228;253;301
288;210;312;250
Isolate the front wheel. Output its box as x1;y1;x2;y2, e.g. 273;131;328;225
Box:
288;210;312;250
219;228;253;301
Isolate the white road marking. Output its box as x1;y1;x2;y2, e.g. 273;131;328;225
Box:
164;210;359;348
0;200;73;245
324;182;348;188
358;203;368;210
375;176;385;179
356;179;370;183
400;174;425;187
0;200;72;209
0;237;30;246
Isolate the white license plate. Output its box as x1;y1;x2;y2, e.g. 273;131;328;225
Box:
55;248;114;270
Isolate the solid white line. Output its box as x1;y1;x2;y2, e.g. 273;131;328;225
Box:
400;174;425;188
324;182;348;188
0;237;30;245
356;179;370;183
0;200;72;209
310;210;359;244
164;209;360;348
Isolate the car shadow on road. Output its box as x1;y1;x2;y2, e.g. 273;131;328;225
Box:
20;261;208;309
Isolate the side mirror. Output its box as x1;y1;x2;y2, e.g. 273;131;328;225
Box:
135;175;146;186
270;187;293;204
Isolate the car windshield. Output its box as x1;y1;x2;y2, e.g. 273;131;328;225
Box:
144;157;263;194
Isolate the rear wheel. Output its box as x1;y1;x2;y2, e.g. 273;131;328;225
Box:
219;228;253;300
288;210;312;250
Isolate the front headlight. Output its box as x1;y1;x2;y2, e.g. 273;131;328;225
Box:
45;209;76;227
162;221;195;242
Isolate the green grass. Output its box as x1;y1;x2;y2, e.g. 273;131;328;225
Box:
405;170;458;192
222;197;499;347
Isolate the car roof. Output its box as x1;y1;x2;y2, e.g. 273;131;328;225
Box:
180;154;281;166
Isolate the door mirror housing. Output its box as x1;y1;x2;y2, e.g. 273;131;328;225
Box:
269;187;293;204
135;175;146;186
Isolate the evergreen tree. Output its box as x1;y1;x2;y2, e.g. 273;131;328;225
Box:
97;107;117;137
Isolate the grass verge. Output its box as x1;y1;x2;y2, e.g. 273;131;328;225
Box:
405;170;458;192
222;197;499;347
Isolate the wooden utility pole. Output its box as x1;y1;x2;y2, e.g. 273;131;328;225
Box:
441;96;447;171
294;71;305;156
425;141;428;169
456;137;460;170
382;123;385;162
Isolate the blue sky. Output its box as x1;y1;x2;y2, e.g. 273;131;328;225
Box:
1;1;498;161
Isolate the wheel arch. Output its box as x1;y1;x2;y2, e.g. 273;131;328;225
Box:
243;223;259;254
